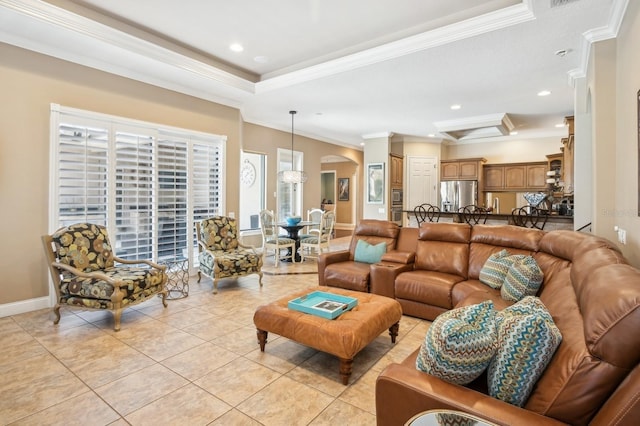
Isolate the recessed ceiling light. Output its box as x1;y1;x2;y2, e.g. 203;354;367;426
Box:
510;131;518;135
229;43;244;52
450;104;462;110
428;134;435;138
555;123;565;128
360;142;365;146
253;55;268;63
538;90;551;97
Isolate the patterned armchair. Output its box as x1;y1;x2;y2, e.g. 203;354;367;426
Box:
42;223;168;331
196;216;263;294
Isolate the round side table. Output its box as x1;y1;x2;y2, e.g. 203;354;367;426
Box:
161;258;189;299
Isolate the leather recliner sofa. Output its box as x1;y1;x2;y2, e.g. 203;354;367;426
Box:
318;222;640;426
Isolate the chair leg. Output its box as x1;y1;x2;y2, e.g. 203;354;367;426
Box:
258;272;263;287
197;270;202;283
52;304;61;325
113;308;123;332
274;248;279;267
160;289;168;307
213;278;219;294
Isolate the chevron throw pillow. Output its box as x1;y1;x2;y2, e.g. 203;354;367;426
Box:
501;255;543;302
479;250;525;289
488;296;562;407
416;300;497;385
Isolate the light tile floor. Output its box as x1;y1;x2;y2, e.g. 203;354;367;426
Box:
0;238;431;425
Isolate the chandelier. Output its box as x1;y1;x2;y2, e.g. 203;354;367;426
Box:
278;110;308;184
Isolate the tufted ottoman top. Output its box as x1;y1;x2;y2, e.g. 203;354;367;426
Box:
254;286;402;360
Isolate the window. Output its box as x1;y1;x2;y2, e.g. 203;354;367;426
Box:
239;151;266;231
277;148;303;219
50;104;226;269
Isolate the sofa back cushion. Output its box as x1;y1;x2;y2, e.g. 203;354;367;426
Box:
348;220;399;261
415;223;470;277
468;225;543;280
526;258;640;425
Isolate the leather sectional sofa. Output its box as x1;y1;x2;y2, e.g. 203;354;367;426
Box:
318;220;640;426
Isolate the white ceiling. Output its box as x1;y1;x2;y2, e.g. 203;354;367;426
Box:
0;0;627;148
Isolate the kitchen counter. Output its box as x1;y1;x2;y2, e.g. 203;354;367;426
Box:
404;210;574;231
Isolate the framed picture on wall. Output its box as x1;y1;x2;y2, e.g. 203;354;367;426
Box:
338;178;350;201
367;163;384;204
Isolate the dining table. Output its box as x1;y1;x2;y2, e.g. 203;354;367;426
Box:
278;221;316;262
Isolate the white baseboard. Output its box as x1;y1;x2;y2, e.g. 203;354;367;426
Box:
0;296;51;318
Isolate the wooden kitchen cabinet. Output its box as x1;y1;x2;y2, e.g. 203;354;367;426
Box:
390;154;404;187
483;165;504;190
483;162;547;191
440;158;486;181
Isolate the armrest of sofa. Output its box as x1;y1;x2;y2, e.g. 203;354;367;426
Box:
317;250;351;286
376;363;567;426
381;250;415;264
370;262;414;299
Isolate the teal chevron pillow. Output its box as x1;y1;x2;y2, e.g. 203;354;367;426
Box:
501;255;543;302
479;250;525;289
416;301;497;385
354;240;386;264
488;296;562;407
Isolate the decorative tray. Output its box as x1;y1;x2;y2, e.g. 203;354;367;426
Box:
288;291;358;320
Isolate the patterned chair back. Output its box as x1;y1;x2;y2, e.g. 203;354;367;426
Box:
199;216;240;251
51;223;115;272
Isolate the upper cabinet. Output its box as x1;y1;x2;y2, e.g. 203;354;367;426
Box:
483;162;547;191
389;154;404;188
440;158;486;181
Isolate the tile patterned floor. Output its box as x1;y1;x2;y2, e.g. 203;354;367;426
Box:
0;238;431;425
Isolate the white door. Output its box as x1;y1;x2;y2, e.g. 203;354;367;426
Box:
407;156;438;212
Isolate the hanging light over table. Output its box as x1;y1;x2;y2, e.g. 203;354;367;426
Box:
278;110;308;184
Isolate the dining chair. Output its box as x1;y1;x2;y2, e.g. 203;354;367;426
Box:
299;208;324;240
258;209;296;266
459;205;489;225
299;210;336;261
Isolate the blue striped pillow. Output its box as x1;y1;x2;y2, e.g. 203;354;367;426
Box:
416;301;497;385
488;296;562;407
501;256;543;302
479;250;524;289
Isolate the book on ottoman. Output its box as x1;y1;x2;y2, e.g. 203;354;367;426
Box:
288;290;358;319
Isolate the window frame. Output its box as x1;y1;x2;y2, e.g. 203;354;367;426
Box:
49;103;226;274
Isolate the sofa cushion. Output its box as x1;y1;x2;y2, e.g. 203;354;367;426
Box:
416;300;497;385
354;240;386;264
501;256;543;302
488;296;562;407
479;250;525;289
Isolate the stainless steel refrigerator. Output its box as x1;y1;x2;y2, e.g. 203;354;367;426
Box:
440;180;478;212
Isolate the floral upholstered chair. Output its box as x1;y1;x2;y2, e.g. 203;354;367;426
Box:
196;216;263;294
42;223;168;331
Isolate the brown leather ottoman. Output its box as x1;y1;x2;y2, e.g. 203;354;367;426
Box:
253;286;403;384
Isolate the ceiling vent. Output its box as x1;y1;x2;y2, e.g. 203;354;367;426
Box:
550;0;581;8
434;113;514;141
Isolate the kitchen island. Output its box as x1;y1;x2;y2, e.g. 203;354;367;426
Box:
404;210;574;231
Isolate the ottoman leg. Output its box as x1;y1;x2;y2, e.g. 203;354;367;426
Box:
339;358;353;385
257;329;268;351
389;322;399;343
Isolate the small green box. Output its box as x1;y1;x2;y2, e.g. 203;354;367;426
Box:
288;291;358;320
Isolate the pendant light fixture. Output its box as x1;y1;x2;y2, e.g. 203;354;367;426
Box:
278;110;308;184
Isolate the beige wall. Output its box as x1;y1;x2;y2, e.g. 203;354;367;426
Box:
0;43;362;310
610;0;640;265
321;161;359;225
444;136;562;164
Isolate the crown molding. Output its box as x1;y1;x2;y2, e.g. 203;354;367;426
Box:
256;2;535;93
568;0;628;87
0;0;254;101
